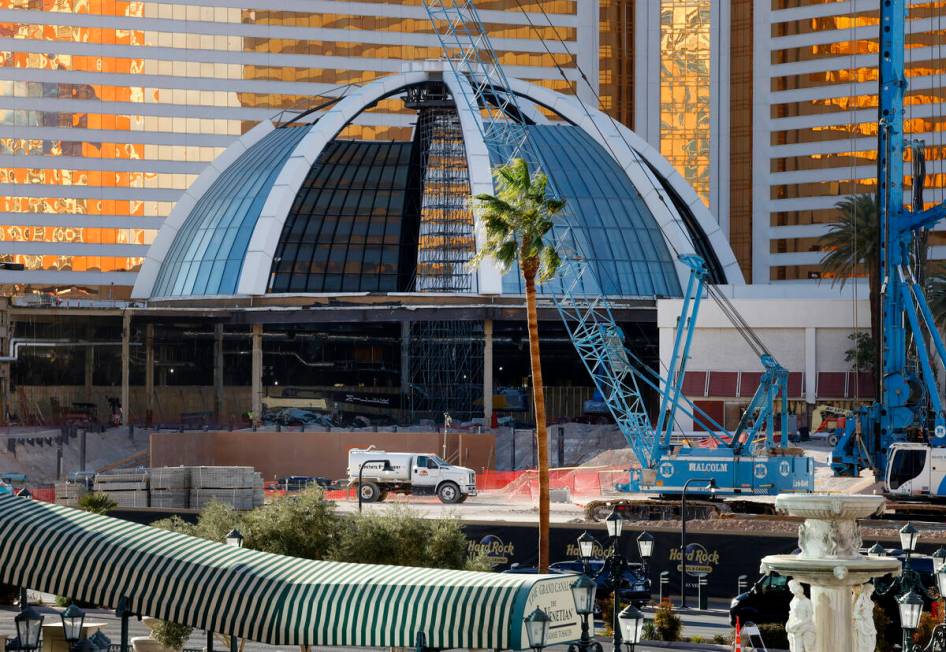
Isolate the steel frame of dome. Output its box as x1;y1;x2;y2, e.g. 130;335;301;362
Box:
132;63;744;301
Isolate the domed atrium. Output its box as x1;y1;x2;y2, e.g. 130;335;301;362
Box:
22;65;744;426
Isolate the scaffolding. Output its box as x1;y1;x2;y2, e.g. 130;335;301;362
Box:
414;101;476;293
409;320;483;423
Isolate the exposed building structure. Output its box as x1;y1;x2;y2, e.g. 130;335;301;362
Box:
658;288;872;432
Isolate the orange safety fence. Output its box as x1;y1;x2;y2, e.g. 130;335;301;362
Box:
262;467;626;503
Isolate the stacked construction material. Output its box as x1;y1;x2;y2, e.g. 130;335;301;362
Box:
54;481;88;507
149;467;190;508
189;466;263;511
93;469;149;507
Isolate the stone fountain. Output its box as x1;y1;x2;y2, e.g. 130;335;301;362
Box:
761;495;901;652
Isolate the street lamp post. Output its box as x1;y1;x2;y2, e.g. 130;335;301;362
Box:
116;596;131;652
898;590;924;652
225;529;244;548
932;546;946;573
14;606;44;652
577;531;596;575
61;603;86;650
900;523;919;560
569;575;602;652
604;509;626;652
617;605;644;652
868;543;886;557
636;531;653;577
680;478;715;608
524;608;550;652
223;529;243;652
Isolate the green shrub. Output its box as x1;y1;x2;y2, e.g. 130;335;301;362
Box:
151;489;485;571
691;635;704;644
713;633;730;645
755;623;789;650
654;602;682;642
149;621;193;651
78;492;117;515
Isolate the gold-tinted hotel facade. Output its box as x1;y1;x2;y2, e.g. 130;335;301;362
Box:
0;0;604;295
753;0;946;284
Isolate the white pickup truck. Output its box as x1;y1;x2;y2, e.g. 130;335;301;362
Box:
347;447;477;504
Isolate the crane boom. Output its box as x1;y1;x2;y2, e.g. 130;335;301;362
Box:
423;0;813;496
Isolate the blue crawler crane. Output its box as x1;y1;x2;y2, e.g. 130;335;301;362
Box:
829;0;946;498
421;0;814;499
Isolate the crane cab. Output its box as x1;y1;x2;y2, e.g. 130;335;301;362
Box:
885;443;946;497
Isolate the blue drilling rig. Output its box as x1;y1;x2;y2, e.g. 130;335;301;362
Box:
829;0;946;498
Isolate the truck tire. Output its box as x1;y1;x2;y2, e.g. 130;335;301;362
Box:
437;481;461;504
358;481;381;503
457;494;469;503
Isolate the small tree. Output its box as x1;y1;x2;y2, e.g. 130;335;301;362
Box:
242;489;337;559
78;492;117;515
149;620;193;651
471;157;564;572
653;602;681;642
844;331;876;374
330;506;487;570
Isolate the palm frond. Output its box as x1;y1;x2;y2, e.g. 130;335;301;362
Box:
469;157;566;285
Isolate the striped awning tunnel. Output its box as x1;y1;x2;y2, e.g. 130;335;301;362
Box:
0;495;581;649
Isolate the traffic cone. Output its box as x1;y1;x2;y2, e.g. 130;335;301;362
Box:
733;616;741;652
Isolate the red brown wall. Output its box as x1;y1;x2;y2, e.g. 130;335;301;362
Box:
150;430;497;481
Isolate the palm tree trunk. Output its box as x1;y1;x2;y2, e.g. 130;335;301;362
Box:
869;265;881;399
523;266;550;573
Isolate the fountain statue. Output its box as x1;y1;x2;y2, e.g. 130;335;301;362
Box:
786;579;816;652
761;495;901;652
852;583;876;652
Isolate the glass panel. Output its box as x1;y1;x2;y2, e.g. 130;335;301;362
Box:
497;124;682;298
268;139;416;293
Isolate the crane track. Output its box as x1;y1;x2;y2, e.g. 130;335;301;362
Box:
584;496;946;526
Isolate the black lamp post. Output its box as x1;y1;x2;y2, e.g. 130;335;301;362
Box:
569;575;602;652
61;603;86;649
605;509;625;652
636;531;654;580
932;546;946;573
680;478;715;608
617;605;644;652
868;543;886;558
524;608;550;652
900;523;918;560
897;590;923;652
15;606;44;652
225;529;244;548
578;531;596;574
116;596;131;652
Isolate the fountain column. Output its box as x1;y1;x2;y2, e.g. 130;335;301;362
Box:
761;495;901;652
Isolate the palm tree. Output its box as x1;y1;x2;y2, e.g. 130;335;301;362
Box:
818;194;880;389
471;157;564;573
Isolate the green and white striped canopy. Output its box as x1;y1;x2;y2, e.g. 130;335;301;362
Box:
0;495;581;650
